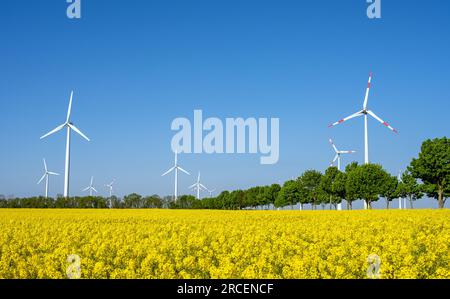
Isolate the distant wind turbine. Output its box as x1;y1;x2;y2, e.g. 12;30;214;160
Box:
162;152;190;201
329;139;356;211
189;172;208;200
329;138;356;171
328;73;398;209
105;179;116;198
40;91;90;198
207;188;216;197
83;176;98;197
37;158;59;198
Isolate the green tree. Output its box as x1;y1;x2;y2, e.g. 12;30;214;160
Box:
346;163;389;209
124;193;143;208
381;174;399;209
397;171;424;209
320;167;342;210
275;180;299;209
333;171;348;209
409;137;450;209
299;170;323;210
344;162;359;209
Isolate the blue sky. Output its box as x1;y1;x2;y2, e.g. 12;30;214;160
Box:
0;0;449;208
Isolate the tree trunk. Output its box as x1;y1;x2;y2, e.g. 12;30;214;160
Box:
438;185;444;209
409;196;414;209
348;201;352;210
386;200;390;209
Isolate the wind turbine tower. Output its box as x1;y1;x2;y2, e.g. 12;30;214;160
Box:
40;91;90;198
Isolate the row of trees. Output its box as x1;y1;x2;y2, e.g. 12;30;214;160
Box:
0;194;168;209
175;137;449;210
1;137;448;209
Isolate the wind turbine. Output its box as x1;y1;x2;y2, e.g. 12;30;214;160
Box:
40;91;90;198
329;139;355;211
328;73;398;209
83;176;98;197
105;179;116;198
37;158;60;198
189;172;208;200
207;188;216;197
162;152;190;201
329;138;356;171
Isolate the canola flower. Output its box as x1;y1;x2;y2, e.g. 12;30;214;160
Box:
0;209;448;279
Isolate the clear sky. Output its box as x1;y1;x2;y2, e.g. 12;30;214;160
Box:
0;0;449;208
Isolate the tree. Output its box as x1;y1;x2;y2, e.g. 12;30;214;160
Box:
275;180;299;209
344;162;359;209
346;164;389;209
334;171;348;209
381;174;399;209
397;171;423;209
299;170;323;210
320;167;342;210
266;184;281;209
124;193;143;209
409;137;450;209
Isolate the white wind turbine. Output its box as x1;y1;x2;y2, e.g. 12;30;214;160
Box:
329;139;355;211
37;158;60;198
83;176;98;197
40;91;90;198
162;152;190;201
329;138;356;171
105;179;116;198
207;188;216;197
189;172;208;200
328;73;398;209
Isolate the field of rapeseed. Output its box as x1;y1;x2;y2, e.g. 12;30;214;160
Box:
0;209;448;279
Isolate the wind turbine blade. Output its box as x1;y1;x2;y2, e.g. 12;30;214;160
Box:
328;110;364;128
40;124;66;139
339;151;356;154
48;172;60;176
161;166;176;176
68;124;90;141
43;159;47;172
329;139;338;153
66;91;73;123
199;183;208;190
82;187;90;192
178;167;190;175
92;187;98;193
37;173;46;184
363;73;372;110
367;110;398;133
188;183;197;189
332;154;339;163
90;176;94;186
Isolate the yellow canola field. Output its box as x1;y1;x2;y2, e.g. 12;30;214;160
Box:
0;209;448;279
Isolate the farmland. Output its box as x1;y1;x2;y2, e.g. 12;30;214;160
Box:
0;209;448;279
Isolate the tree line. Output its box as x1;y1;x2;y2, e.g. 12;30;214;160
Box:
1;137;449;210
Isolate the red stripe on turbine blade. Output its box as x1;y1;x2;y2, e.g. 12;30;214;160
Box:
368;82;371;88
338;119;344;123
383;122;389;126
